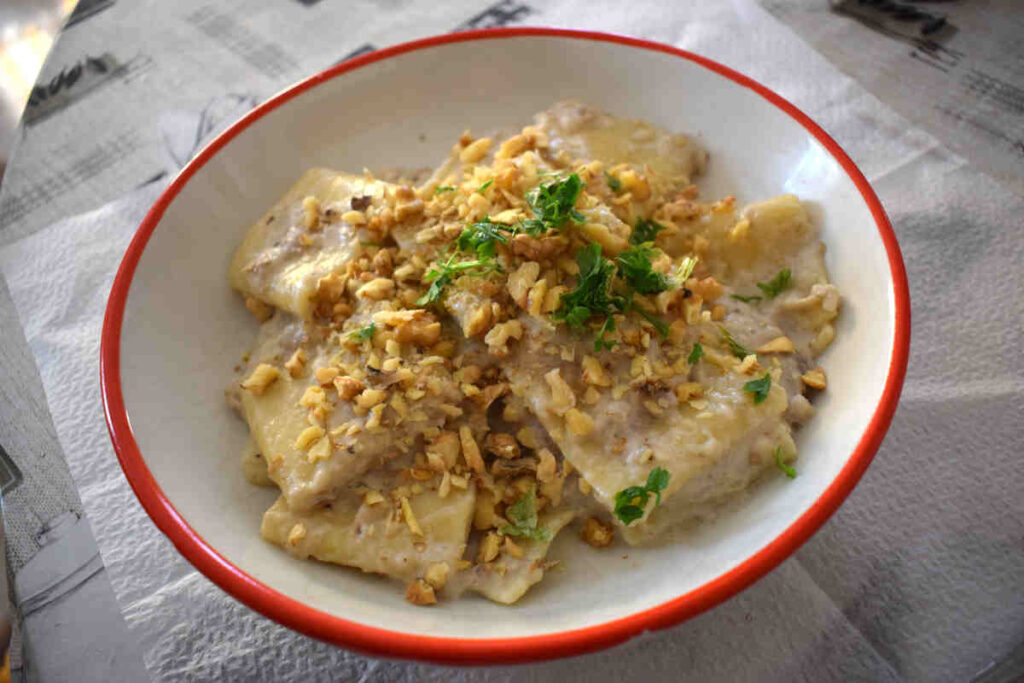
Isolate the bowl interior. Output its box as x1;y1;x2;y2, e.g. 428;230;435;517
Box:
117;35;896;641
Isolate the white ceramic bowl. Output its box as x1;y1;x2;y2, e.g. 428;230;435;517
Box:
101;28;910;664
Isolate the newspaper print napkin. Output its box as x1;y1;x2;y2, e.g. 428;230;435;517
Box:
1;0;1022;680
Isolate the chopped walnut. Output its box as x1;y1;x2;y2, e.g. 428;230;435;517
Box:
564;408;595;437
333;375;365;400
424;562;451;590
581;355;613;387
405;579;437;606
459;137;492;163
544;368;576;416
284;348;306;378
507;261;540;308
314;367;339;385
241;363;280;396
484;320;523;356
464;304;493;338
356;277;395;300
355;388;388;410
801;366;827;390
426;431;460;471
503;537;524;559
477;532;501;563
244;297;273;322
294;425;325;450
757;336;795;354
459;426;485;473
581;518;613;548
400;496;423;536
536;448;557;482
473;489;502;530
287;523;306;547
485;433;520;459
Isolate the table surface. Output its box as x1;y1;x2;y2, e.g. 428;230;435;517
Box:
1;1;1023;681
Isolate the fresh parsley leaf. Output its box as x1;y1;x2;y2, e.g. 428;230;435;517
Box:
594;315;617;351
350;322;376;341
476;179;493;194
719;326;751;359
457;218;511;259
687;342;704;364
613;466;671;525
774;446;796;478
554;243;624;329
675;255;698;284
756;268;792;298
521;173;585;234
646;467;670;504
434;185;456;194
605;171;622;192
636;307;669;338
415;253;496;306
743;372;772;404
500;486;551;541
631;218;666;245
617;243;673;295
730;293;763;303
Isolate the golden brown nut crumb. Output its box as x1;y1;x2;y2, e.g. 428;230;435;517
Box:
459;426;485;473
333;375;366;400
757;336;795;354
284;348;306;378
400;496;423;536
503;537;524;559
485;433;520;459
244;297;273;322
459;137;492;163
736;354;761;375
424;562;451;590
287;523;306;547
801;366;827;390
581;518;614;548
356;277;396;300
241;363;280;396
581;355;613;387
363;490;384;506
294;425;325;450
473;489;502;530
314;367;339;385
477;532;501;563
426;431;460;471
544;368;576;416
405;579;437;606
355;388;388;410
564;408;595;436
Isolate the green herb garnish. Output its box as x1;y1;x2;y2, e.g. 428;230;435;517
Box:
774;446;796;478
434;185;456;194
594;315;618;351
605;171;622;192
719;326;751;359
457;218;511;259
675;255;698;284
730;293;763;303
687;342;704;364
500;486;551;541
631;217;666;245
636;307;670;338
743;372;772;404
613;467;671;525
617;243;673;295
756;268;792;298
476;179;493;194
518;173;585;235
350;322;376;341
415;252;496;306
554;243;623;327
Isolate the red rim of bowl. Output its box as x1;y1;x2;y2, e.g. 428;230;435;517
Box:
100;27;910;665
